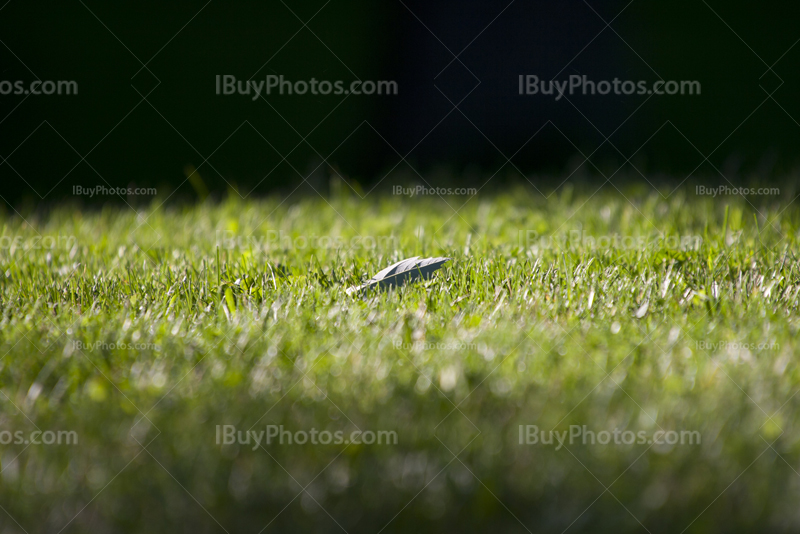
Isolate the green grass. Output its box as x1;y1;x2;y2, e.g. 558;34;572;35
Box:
1;184;800;533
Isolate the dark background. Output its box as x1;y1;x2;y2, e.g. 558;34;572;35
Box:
0;0;798;204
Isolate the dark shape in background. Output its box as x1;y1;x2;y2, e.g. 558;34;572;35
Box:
0;0;798;205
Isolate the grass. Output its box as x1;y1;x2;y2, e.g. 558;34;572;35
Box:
1;183;800;533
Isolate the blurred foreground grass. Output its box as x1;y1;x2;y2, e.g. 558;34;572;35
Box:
1;185;800;533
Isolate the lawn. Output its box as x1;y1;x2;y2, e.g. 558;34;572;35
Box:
1;183;799;533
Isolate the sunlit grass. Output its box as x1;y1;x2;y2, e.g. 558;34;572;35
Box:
1;185;799;533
